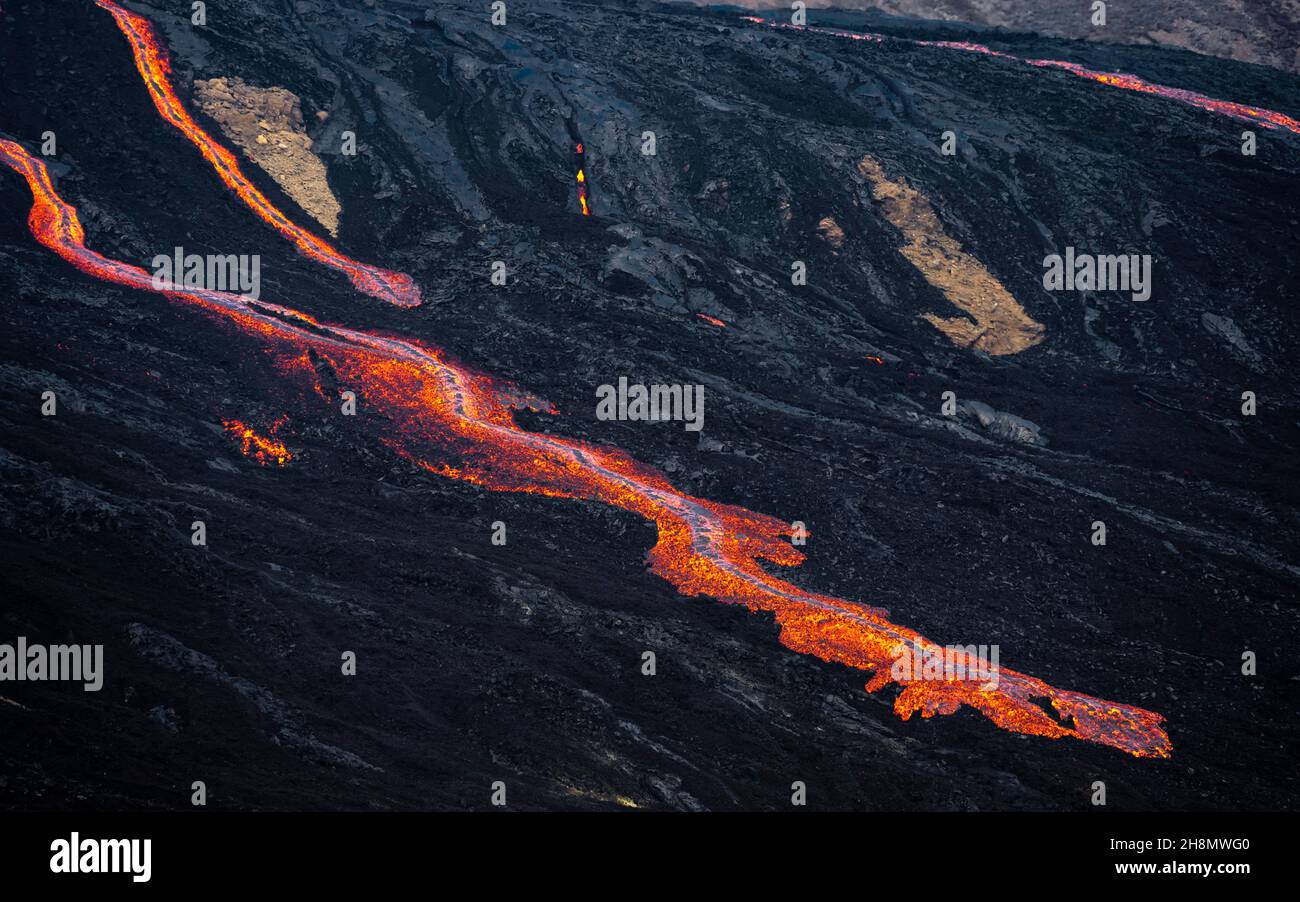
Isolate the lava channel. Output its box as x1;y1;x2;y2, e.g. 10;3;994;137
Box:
741;16;1300;138
0;136;1171;758
94;0;421;308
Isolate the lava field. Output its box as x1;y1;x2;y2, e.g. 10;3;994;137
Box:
1;0;1298;811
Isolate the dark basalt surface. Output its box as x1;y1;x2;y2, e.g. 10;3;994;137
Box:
1;0;1298;810
700;1;1300;75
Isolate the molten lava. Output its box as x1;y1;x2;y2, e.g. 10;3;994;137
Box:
741;16;1300;137
224;417;292;466
0;134;1172;758
575;142;591;216
0;2;1204;758
697;314;726;328
93;0;421;308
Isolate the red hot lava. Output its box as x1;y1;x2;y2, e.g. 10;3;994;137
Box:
0;2;1196;758
94;0;421;308
741;16;1300;137
224;416;293;466
0;134;1171;758
575;142;591;216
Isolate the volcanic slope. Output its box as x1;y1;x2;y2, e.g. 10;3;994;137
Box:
1;0;1298;810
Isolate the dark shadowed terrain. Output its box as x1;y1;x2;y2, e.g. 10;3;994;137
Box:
697;1;1300;73
1;0;1298;810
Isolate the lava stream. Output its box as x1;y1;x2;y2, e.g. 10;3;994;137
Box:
93;0;420;308
0;136;1171;757
741;16;1300;137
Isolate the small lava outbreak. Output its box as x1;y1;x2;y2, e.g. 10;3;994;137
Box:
223;417;293;466
575;142;591;216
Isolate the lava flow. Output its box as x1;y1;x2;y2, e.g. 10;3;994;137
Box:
93;0;421;308
741;16;1300;137
0;135;1171;758
575;142;591;216
224;417;293;466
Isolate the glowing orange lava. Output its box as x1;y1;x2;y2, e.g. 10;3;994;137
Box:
0;135;1171;758
575;143;591;216
741;16;1300;137
697;313;726;327
93;0;421;308
224;417;293;466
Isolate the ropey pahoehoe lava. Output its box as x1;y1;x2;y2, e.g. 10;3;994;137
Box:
0;0;1197;759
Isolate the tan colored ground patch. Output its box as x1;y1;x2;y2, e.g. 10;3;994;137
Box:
817;215;845;249
858;155;1044;356
193;76;342;236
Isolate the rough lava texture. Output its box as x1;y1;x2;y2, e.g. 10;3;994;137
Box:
0;0;1298;810
694;1;1300;74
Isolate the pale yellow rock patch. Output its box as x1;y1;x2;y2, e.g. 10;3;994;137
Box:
858;155;1045;356
193;76;342;236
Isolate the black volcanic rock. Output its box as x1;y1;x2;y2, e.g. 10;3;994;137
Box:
0;0;1297;811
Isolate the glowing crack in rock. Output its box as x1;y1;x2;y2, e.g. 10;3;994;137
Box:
741;16;1300;138
0;137;1171;758
94;0;421;308
575;142;591;216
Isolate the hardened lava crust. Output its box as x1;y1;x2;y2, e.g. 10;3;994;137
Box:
0;0;1297;810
